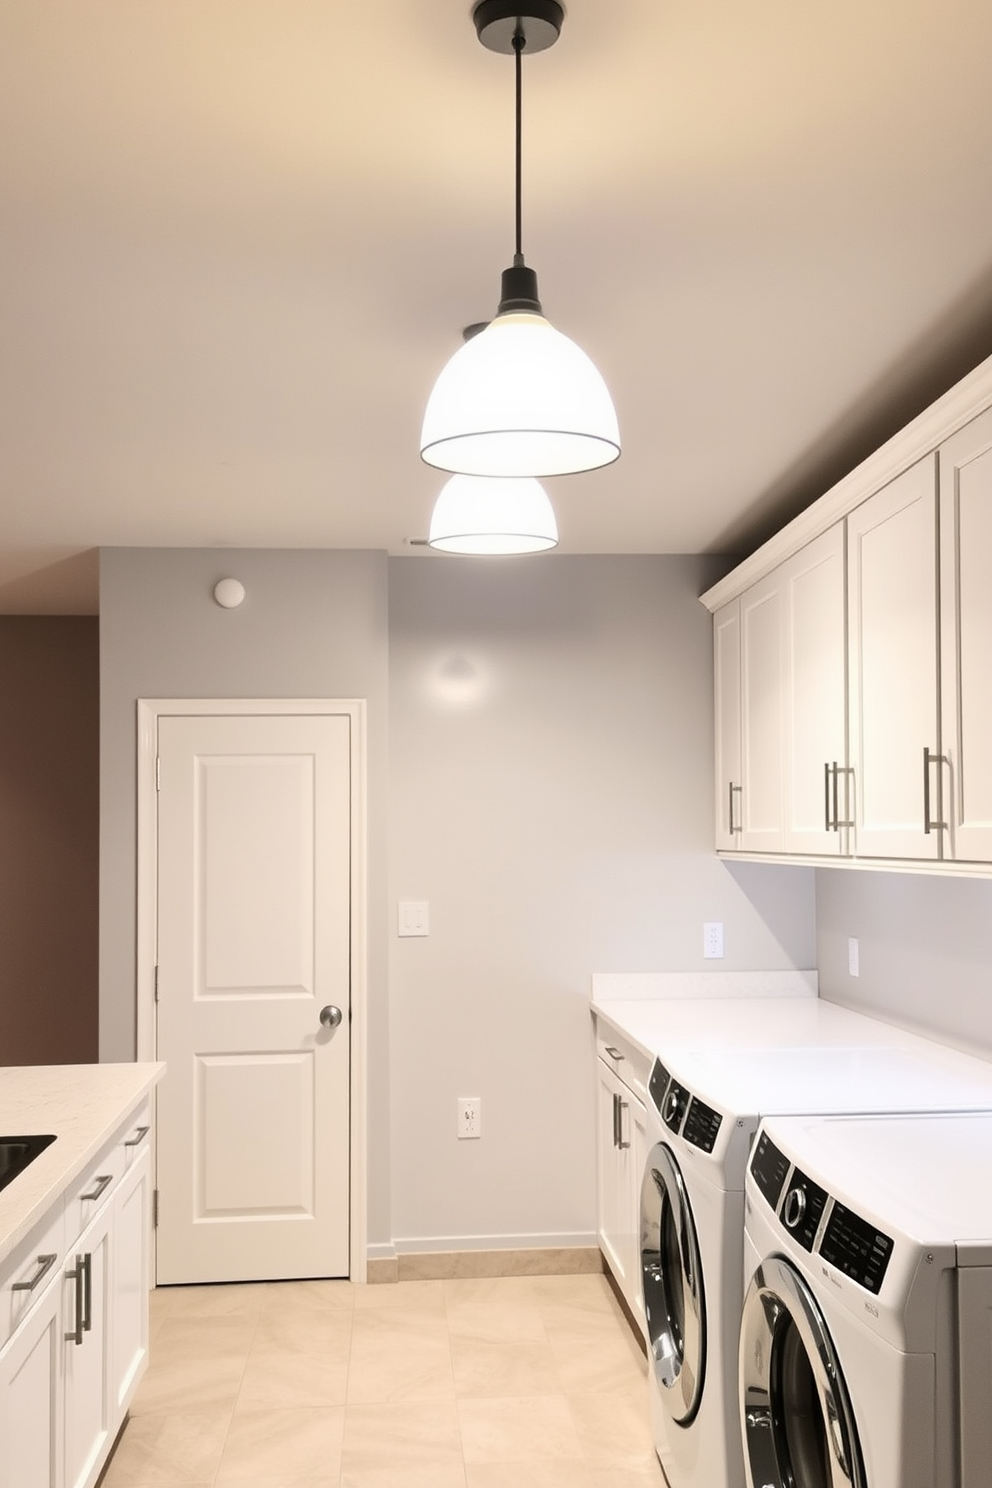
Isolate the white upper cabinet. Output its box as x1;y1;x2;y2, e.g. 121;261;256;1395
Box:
713;601;742;850
740;575;786;851
713;527;847;857
703;348;992;873
847;456;941;861
782;526;848;855
939;406;992;862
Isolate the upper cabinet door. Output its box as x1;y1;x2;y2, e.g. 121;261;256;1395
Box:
847;456;941;860
740;575;785;852
782;526;848;856
939;406;992;862
713;600;742;850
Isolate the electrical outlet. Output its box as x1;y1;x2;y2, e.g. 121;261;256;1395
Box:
848;937;860;977
703;921;725;959
457;1097;481;1140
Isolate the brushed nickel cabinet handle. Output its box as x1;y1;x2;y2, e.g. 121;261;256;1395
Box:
923;747;947;835
80;1173;113;1203
12;1253;57;1293
123;1125;150;1148
65;1257;84;1345
617;1099;631;1150
728;782;743;835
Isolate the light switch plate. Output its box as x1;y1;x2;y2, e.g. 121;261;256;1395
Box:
398;901;429;937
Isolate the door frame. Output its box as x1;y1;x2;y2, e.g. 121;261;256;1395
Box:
136;697;368;1283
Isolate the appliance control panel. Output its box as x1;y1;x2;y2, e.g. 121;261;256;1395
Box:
683;1097;722;1153
662;1080;690;1134
780;1168;828;1252
648;1059;670;1115
819;1202;894;1295
749;1130;895;1291
750;1130;790;1209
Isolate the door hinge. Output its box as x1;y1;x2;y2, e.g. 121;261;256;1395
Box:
154;965;160;1003
152;1190;159;1228
155;756;161;791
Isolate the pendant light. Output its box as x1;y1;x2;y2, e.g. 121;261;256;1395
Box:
420;0;620;479
428;475;558;554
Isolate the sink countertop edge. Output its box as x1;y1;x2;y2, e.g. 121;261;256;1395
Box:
0;1062;165;1267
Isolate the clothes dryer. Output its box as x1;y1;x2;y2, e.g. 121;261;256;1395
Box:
740;1109;992;1488
639;1041;992;1488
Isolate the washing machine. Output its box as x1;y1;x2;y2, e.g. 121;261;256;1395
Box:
639;1039;992;1488
740;1109;992;1488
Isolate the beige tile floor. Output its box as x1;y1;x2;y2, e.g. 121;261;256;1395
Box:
96;1272;667;1488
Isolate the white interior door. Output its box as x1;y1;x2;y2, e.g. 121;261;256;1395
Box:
155;712;352;1284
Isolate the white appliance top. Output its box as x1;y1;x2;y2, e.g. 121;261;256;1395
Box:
666;1041;992;1118
759;1110;992;1251
597;994;932;1060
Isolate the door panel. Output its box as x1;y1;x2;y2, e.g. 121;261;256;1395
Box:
940;408;992;861
156;712;351;1284
847;457;940;859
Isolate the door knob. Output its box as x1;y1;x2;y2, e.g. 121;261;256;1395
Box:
319;1004;343;1030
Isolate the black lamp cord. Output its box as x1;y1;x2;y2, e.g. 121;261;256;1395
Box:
513;30;525;266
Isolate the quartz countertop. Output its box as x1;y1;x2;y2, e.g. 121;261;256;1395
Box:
0;1062;164;1266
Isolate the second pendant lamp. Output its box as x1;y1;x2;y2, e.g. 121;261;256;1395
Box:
421;0;620;482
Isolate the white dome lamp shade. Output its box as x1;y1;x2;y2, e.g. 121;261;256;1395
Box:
420;0;620;481
428;475;558;555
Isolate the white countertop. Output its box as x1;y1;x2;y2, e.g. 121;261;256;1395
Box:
0;1062;164;1266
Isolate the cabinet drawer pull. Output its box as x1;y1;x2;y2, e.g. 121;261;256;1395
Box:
612;1091;620;1147
603;1046;624;1063
65;1257;85;1345
824;761;833;832
12;1252;57;1293
80;1173;113;1203
123;1125;150;1148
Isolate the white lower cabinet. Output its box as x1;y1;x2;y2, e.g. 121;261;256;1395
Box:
0;1107;152;1488
0;1270;62;1488
596;1053;647;1333
111;1146;151;1418
63;1202;113;1488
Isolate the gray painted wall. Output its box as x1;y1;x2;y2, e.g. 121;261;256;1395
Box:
98;547;392;1243
98;547;818;1257
387;554;817;1250
816;868;992;1058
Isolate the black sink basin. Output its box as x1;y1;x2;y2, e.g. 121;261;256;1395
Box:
0;1134;56;1194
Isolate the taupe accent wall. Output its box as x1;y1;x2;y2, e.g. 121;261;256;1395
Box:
0;617;99;1064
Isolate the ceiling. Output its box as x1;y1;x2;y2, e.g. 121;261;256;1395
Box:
4;0;992;612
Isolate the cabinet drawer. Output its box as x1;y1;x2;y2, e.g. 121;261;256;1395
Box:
595;1024;650;1102
65;1144;123;1250
0;1201;65;1347
119;1101;152;1173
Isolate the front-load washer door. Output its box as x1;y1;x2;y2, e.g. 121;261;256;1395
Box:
739;1256;866;1488
640;1141;705;1425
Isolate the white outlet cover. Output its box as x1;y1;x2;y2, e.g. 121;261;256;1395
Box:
703;921;725;959
848;937;860;977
